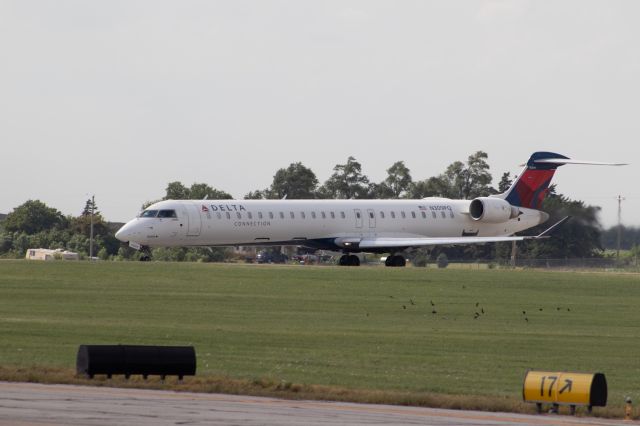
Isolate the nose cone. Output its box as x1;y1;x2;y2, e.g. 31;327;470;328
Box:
115;220;137;243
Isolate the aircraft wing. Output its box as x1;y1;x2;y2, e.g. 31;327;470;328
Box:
354;217;571;250
358;235;527;249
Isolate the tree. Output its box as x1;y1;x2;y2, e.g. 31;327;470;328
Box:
497;172;513;193
188;183;233;200
81;197;98;217
407;176;451;199
519;189;604;258
269;162;319;199
384;161;412;198
3;200;66;234
163;182;232;200
244;190;268;200
320;156;370;199
407;151;494;200
165;182;190;199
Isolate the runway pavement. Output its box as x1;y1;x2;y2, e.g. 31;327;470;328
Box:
0;381;632;426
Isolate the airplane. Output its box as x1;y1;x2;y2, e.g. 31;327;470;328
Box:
115;152;625;266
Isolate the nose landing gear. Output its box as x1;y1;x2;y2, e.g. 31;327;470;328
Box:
139;246;152;262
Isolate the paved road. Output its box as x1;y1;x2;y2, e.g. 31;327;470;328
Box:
0;381;632;426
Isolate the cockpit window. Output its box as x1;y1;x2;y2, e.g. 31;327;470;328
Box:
158;209;177;218
140;210;158;218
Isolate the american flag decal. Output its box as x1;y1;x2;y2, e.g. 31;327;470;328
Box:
201;205;209;212
418;205;427;210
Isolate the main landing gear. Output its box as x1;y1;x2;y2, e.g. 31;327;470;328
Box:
385;255;406;267
338;254;360;266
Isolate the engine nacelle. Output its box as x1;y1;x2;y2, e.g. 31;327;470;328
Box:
469;197;519;223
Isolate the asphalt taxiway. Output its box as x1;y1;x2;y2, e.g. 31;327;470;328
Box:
0;381;632;425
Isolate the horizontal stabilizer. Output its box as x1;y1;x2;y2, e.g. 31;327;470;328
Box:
534;159;627;166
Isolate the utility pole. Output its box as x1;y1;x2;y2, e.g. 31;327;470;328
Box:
90;195;95;261
616;195;625;262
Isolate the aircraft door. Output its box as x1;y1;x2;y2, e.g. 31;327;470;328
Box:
367;209;376;228
185;203;202;236
354;209;363;228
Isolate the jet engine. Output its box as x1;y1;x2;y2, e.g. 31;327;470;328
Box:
469;197;519;223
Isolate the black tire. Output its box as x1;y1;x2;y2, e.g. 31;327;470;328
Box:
349;255;360;266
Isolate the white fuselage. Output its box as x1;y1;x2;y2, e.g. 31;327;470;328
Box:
115;198;546;252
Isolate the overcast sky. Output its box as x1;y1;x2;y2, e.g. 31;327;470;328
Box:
1;1;637;227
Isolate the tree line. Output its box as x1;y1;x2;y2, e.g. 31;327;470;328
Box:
0;152;629;262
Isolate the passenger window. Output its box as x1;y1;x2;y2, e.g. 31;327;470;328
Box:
290;212;295;219
311;212;316;219
258;212;263;219
356;212;361;219
321;211;326;219
421;211;426;219
247;212;253;219
330;212;335;219
391;212;396;219
340;212;346;219
441;211;446;219
432;211;437;219
237;212;242;219
140;210;158;218
301;212;306;219
226;212;231;219
217;212;222;219
280;212;285;219
450;211;455;218
269;212;274;219
380;211;385;219
411;211;416;219
401;211;406;219
369;211;374;219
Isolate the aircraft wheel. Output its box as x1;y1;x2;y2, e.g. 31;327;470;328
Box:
385;255;406;267
349;255;360;266
338;255;349;266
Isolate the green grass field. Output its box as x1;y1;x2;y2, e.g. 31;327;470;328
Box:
0;260;639;413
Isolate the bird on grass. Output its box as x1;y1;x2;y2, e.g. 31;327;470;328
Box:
430;300;435;306
481;308;485;314
402;305;407;310
431;309;437;314
409;298;416;306
525;317;529;323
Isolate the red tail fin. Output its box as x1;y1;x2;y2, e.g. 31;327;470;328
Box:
502;152;568;209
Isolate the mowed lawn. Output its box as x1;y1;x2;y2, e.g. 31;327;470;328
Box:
1;260;639;403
